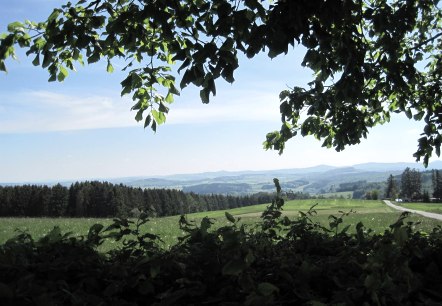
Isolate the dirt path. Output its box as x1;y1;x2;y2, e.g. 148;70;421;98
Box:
383;200;442;221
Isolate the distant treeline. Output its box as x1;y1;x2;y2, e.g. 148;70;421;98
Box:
335;180;384;199
182;183;251;194
0;181;274;218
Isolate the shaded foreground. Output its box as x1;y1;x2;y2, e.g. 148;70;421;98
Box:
1;183;442;305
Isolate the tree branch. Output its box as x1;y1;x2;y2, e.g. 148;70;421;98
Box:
411;32;442;50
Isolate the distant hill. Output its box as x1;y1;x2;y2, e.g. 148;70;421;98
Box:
183;183;252;195
3;161;442;196
352;161;442;172
120;161;442;195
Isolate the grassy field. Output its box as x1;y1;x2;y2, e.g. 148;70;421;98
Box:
316;191;353;199
399;202;442;214
1;199;442;251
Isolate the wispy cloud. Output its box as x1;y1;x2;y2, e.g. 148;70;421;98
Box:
0;90;136;133
0;88;282;133
169;89;281;125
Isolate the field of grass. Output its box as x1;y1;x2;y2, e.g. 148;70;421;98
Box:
211;198;442;235
316;191;353;199
399;202;442;214
1;199;442;251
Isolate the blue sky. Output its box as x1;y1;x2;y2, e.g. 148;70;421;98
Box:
0;1;434;182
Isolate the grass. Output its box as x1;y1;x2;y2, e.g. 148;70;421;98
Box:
1;199;442;251
398;202;442;214
316;191;353;199
189;198;391;218
219;198;442;235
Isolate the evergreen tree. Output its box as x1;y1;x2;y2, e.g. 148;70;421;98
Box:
410;169;422;200
422;190;431;203
432;170;442;200
401;168;422;200
48;184;68;216
385;174;398;199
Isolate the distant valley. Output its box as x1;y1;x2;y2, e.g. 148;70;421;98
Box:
4;161;442;197
122;161;442;196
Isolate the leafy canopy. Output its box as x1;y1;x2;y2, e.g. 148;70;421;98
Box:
1;0;442;164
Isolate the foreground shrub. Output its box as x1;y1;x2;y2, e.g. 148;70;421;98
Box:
1;179;442;305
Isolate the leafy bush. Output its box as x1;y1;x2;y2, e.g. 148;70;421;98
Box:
1;179;442;305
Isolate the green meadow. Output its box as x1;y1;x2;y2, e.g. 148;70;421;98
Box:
399;202;442;214
1;199;442;251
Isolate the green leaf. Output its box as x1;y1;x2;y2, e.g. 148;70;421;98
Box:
222;259;245;276
107;61;114;73
48;73;56;82
158;102;169;113
200;88;210;103
135;109;143;122
220;38;234;51
144;114;152;128
150;265;161;278
180;69;193;89
414;111;425;121
245;250;255;266
225;212;236;223
121;86;132;96
165;92;174;103
257;282;279;296
200;217;212;233
88;223;104;234
58;66;68;81
0;60;6;72
117;47;125;55
88;53;101;64
7;21;24;32
32;54;40;66
47;9;61;22
208;76;216;96
152;109;166;125
393;227;409;245
34;37;46;50
42;51;52;68
221;65;235;83
169;83;180;95
44;226;62;243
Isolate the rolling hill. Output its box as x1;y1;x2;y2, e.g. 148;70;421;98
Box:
3;161;442;196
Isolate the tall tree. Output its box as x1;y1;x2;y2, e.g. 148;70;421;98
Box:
432;170;442;200
1;1;442;164
48;183;69;216
401;168;422;200
385;174;398;199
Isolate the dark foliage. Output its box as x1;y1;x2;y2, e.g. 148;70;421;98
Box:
433;170;442;201
0;181;274;218
337;180;367;192
1;180;442;305
182;183;251;194
401;168;422;200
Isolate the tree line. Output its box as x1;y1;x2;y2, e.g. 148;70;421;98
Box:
384;168;442;202
0;181;274;218
328;168;442;201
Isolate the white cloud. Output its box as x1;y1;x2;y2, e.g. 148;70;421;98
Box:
0;90;136;133
169;90;281;125
0;88;283;133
